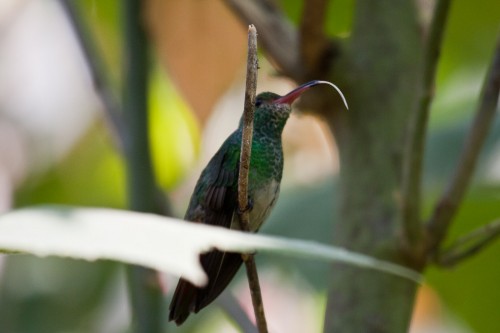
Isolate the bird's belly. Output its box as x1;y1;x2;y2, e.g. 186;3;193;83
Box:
231;179;280;232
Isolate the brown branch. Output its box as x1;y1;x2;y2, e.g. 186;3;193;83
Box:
299;0;329;77
238;26;257;215
224;0;301;80
242;254;267;333
238;25;268;333
400;0;452;248
426;33;500;254
435;220;500;267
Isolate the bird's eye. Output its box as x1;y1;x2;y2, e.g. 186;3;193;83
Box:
255;99;262;107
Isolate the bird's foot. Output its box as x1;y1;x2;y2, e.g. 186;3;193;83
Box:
237;198;253;214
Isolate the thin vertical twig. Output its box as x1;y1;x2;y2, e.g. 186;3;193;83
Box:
426;34;500;253
224;0;300;80
60;0;126;149
61;1;165;330
122;0;163;332
237;25;268;333
299;0;329;77
400;0;452;248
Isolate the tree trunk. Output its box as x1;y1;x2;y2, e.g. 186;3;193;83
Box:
323;1;423;332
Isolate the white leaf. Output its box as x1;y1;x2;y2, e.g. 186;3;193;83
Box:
0;206;422;286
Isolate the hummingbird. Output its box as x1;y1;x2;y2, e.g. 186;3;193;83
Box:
169;80;348;325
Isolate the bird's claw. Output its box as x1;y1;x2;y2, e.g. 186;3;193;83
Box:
237;198;254;215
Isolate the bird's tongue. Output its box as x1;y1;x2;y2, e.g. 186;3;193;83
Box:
272;81;318;105
273;80;349;109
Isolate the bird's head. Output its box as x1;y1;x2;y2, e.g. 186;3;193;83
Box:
251;80;348;136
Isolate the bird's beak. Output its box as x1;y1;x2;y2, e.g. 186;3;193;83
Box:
273;80;349;110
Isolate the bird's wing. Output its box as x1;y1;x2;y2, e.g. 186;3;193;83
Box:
185;133;240;228
170;135;243;323
194;139;244;311
204;144;239;224
184;135;240;227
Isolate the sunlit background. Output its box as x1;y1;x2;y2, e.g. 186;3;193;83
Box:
0;0;499;332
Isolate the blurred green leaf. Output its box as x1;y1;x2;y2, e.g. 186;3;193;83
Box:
279;0;354;36
0;257;117;333
438;0;500;82
149;69;200;190
15;122;126;208
426;188;500;333
76;0;122;84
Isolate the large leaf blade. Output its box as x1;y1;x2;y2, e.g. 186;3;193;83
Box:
0;206;422;285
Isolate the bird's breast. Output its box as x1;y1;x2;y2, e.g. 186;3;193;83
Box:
230;179;280;232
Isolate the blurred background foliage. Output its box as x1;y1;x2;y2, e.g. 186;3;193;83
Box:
0;0;498;332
